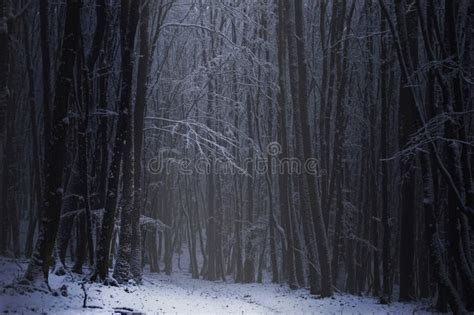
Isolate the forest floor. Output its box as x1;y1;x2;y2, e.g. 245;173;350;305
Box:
0;257;430;314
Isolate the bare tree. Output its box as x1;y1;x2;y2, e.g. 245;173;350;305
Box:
23;0;81;287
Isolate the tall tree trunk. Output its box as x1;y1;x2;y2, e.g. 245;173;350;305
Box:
329;0;355;287
112;0;139;284
286;0;321;295
420;152;465;313
380;12;391;300
276;0;297;289
0;0;8;143
395;0;418;301
130;0;150;284
95;0;138;283
22;8;44;259
294;0;333;297
230;17;243;281
23;0;81;288
443;2;474;309
0;0;9;255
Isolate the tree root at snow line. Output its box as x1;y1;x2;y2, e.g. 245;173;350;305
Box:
85;268;119;286
4;281;68;297
4;282;50;294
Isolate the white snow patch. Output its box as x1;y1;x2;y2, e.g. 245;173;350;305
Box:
0;258;429;314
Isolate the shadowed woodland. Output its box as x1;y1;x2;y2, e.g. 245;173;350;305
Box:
0;0;473;313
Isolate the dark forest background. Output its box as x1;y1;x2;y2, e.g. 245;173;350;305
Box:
0;0;472;313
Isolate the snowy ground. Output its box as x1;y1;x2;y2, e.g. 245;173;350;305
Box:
0;258;429;314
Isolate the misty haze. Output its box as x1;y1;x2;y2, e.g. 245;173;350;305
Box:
0;0;472;314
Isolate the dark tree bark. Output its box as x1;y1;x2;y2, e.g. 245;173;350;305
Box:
129;0;150;284
94;35;111;210
0;0;9;255
420;151;465;314
395;0;418;301
22;9;43;259
0;0;7;139
78;0;107;269
229;16;243;283
95;0;138;282
23;0;81;287
285;0;321;295
112;0;139;284
319;1;344;230
330;0;355;287
294;0;333;297
442;3;474;309
39;0;51;150
380;11;391;301
276;0;297;289
0;0;19;257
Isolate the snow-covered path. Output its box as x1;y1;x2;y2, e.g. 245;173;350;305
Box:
0;258;426;314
